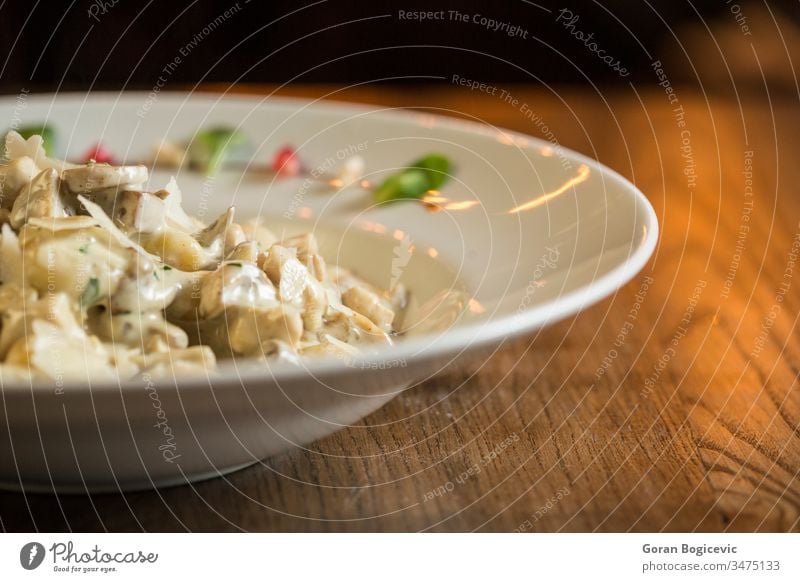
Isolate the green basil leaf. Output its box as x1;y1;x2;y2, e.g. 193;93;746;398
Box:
373;153;453;204
409;153;452;189
16;124;56;155
187;127;247;175
373;169;430;204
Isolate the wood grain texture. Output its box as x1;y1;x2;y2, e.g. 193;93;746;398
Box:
1;84;799;532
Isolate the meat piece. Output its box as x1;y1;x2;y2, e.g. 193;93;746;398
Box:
113;190;167;233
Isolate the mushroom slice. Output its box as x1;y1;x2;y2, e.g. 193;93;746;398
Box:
0;156;39;209
113;190;167;233
10;168;66;228
196;206;235;245
195;206;235;257
341;286;395;332
198;261;278;319
61;163;148;194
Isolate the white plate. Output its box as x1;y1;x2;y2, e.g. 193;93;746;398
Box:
0;92;657;492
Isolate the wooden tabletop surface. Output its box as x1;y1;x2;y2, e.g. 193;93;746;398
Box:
2;84;799;532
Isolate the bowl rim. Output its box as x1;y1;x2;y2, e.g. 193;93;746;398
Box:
0;91;659;392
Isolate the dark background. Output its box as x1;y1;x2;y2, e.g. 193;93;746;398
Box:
0;0;796;92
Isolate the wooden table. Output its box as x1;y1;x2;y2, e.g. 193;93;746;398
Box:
2;85;799;532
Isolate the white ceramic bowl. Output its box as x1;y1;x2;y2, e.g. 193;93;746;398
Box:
0;92;657;492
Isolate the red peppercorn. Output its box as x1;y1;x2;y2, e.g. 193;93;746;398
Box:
271;146;301;177
82;142;114;164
